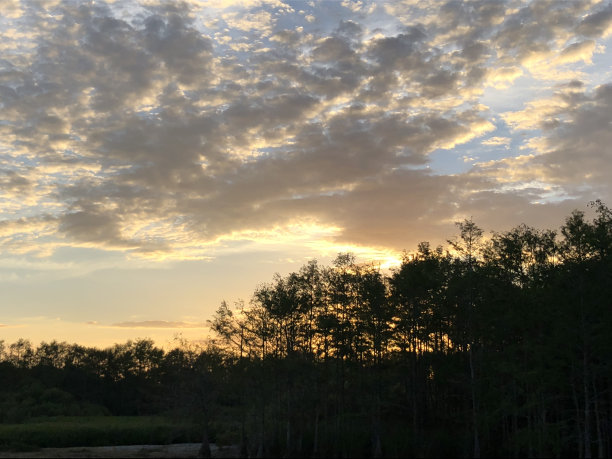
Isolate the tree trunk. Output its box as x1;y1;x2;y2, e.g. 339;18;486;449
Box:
469;346;480;458
582;310;592;459
592;379;604;459
286;397;292;457
199;423;211;458
240;414;248;458
583;349;592;459
313;408;319;458
257;389;266;458
572;377;584;459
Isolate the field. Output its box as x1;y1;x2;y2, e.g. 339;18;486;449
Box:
0;443;203;458
0;416;204;453
0;443;243;458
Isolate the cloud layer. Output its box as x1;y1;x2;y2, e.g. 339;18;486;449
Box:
1;0;612;262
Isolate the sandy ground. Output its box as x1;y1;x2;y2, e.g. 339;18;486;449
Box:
0;443;241;458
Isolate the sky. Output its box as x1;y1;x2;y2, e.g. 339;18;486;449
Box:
1;0;612;347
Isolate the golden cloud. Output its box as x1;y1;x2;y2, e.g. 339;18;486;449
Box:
111;321;209;329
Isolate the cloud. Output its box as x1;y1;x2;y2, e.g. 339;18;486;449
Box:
1;0;611;265
143;13;214;85
576;3;612;38
501;94;570;131
59;209;128;247
474;82;612;207
111;320;208;328
482;136;511;147
556;40;596;65
0;0;23;18
0;169;32;194
486;66;523;88
222;8;277;36
526;83;612;187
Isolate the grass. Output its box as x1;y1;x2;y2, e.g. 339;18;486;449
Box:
0;416;203;450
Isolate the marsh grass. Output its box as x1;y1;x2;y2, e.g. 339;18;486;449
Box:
0;416;202;450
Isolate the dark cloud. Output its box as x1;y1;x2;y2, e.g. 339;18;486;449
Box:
336;20;364;40
143;13;213;84
369;31;426;69
59;209;127;246
493;1;578;60
577;3;612;37
532;83;612;188
0;170;31;194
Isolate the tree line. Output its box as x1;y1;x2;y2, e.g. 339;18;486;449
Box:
1;201;612;457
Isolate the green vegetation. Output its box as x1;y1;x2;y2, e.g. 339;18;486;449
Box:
1;201;612;457
0;416;201;450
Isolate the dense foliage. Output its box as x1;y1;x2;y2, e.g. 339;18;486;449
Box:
0;416;202;451
1;201;612;457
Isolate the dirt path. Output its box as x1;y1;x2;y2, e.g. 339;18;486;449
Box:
0;443;240;458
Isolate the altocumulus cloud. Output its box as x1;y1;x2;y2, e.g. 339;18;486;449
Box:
1;0;612;262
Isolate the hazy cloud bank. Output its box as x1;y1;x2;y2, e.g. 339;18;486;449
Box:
111;320;208;329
